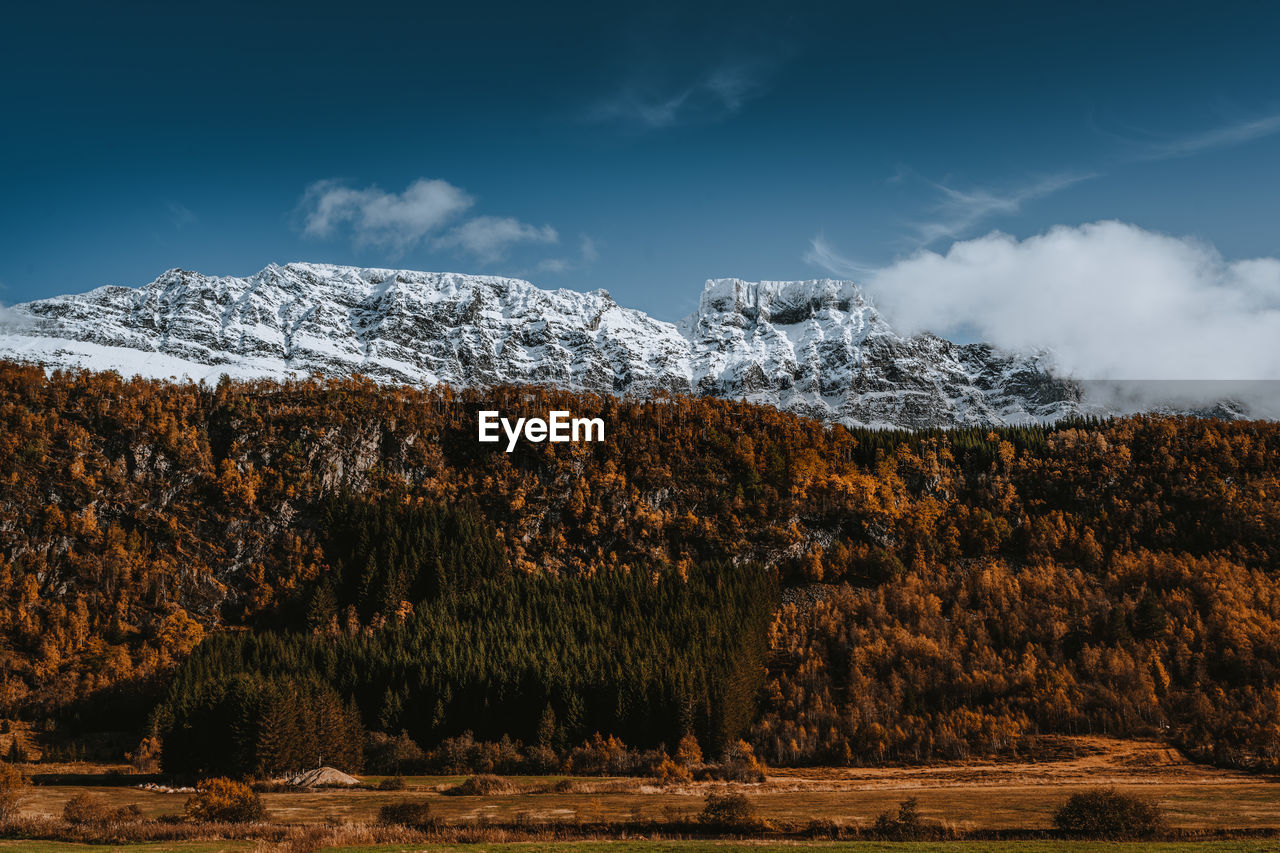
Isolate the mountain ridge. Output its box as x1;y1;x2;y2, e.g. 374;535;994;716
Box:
0;262;1088;429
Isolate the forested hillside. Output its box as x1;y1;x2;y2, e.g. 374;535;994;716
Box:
0;361;1278;773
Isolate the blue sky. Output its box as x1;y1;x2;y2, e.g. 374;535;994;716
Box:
3;0;1280;325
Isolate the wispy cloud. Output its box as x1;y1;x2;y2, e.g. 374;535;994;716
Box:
803;233;877;278
911;172;1096;247
537;236;600;275
298;178;563;263
803;170;1094;279
167;201;197;229
435;216;558;263
1112;112;1280;161
809;111;1280;284
588;64;766;129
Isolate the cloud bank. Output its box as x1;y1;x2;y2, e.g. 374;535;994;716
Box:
863;222;1280;391
299;179;558;263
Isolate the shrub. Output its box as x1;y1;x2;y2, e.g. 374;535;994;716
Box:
805;817;847;839
248;780;290;794
698;791;764;832
63;792;110;824
872;797;940;841
0;762;27;822
126;736;162;774
1053;787;1167;838
378;799;433;827
563;732;637;775
710;739;767;782
444;774;514;796
377;775;407;791
63;792;142;825
654;756;692;785
184;777;265;823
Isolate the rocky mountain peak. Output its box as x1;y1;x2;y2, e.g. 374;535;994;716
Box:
0;263;1090;429
695;277;873;326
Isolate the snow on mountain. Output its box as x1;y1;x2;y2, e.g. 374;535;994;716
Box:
0;262;1091;429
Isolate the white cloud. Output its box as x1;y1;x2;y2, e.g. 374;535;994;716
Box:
0;303;28;329
300;178;474;252
862;221;1280;390
589;65;765;129
298;178;565;264
435;216;558;263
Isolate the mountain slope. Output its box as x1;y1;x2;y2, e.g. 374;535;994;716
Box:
2;363;1279;768
0;262;1085;428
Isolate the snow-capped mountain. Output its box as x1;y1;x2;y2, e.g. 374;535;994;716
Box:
0;262;1089;429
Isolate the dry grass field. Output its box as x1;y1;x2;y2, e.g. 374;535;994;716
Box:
0;843;256;852
9;736;1280;833
7;841;1280;852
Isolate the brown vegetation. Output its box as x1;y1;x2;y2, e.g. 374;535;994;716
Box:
376;798;433;828
1053;786;1168;838
183;777;264;822
443;774;516;796
0;739;1278;845
0;763;25;822
1;362;1280;776
61;790;142;825
697;791;765;833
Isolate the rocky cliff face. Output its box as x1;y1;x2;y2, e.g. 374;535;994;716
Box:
0;262;1087;428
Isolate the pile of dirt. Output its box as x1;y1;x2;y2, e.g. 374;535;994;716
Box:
443;774;516;796
284;767;361;787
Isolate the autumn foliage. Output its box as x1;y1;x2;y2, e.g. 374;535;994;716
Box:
1;361;1280;772
183;777;264;822
0;762;26;822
